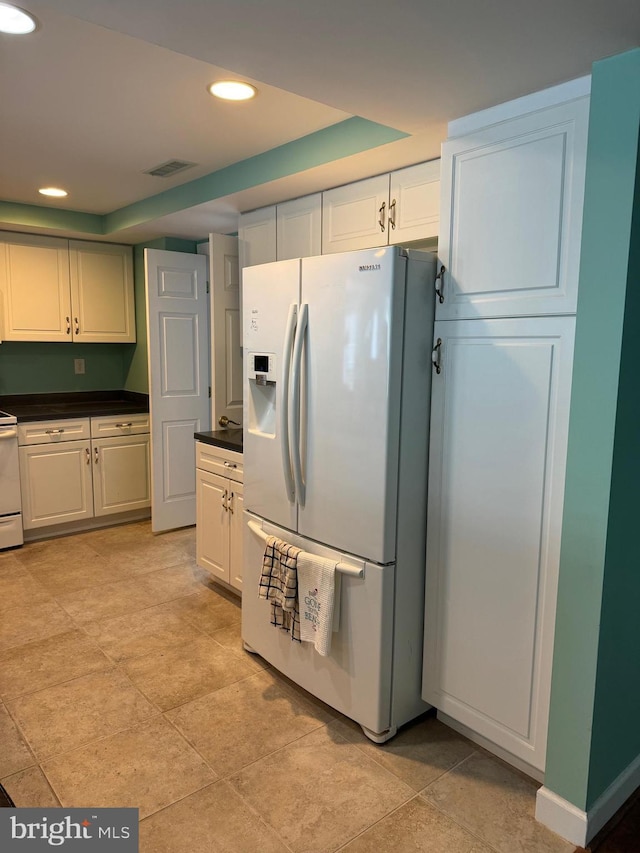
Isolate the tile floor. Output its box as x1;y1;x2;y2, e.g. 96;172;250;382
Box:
0;521;577;853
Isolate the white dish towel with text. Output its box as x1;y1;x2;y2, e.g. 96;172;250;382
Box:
297;552;341;656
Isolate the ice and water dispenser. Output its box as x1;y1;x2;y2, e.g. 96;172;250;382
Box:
247;353;277;437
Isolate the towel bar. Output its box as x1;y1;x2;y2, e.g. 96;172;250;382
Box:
247;520;364;578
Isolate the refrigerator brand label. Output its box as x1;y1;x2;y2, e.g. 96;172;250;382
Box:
359;264;381;271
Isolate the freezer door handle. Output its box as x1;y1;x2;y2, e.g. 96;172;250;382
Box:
280;303;298;502
290;302;308;507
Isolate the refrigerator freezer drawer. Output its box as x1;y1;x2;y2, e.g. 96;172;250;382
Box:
242;511;395;735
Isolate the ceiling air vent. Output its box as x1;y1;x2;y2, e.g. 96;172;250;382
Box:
144;159;197;178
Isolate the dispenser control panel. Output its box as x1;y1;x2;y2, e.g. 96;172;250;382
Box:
247;352;276;385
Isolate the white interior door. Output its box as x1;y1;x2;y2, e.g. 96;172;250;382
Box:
210;233;242;429
145;249;209;532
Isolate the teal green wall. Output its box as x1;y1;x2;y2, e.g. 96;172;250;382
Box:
0;342;128;394
123;238;197;394
545;48;640;811
0;118;406;238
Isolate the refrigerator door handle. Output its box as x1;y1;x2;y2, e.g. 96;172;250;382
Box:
290;302;308;506
281;303;298;502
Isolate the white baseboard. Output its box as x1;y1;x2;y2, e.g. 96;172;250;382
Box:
437;711;543;783
536;750;640;846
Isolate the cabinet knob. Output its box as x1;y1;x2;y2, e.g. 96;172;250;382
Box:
378;201;386;232
431;338;443;375
388;199;397;230
435;265;446;304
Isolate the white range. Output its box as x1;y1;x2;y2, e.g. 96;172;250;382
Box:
0;409;23;549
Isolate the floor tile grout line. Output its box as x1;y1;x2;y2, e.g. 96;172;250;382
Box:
0;656;114;704
22;708;165;767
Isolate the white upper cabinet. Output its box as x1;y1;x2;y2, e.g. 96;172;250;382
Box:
436;97;589;320
321;174;390;254
389;160;440;243
276;194;322;260
0;232;135;343
238;206;276;270
69;241;135;342
322;161;440;254
238;160;441;266
0;233;72;341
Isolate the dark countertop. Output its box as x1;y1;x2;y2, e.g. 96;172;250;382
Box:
195;429;243;452
0;391;149;423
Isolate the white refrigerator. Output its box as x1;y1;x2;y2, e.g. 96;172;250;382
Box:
242;246;436;741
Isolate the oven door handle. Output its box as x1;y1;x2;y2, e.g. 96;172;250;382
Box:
0;428;18;439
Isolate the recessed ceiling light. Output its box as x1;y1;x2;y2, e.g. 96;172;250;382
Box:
0;3;37;34
208;80;257;101
39;187;68;198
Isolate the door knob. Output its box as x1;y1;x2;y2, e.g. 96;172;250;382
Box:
218;416;241;428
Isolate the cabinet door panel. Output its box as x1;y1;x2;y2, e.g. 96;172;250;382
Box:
437;98;588;319
389;160;440;243
20;440;93;529
0;235;72;341
93;435;150;516
229;482;243;591
196;468;229;583
238;207;276;269
422;316;575;772
322;175;389;254
276;194;322;260
69;241;135;342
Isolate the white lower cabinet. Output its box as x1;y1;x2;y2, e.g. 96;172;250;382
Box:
20;440;94;528
92;434;151;516
422;315;575;773
195;441;243;592
19;414;150;530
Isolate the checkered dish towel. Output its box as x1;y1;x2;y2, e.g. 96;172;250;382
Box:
258;535;302;641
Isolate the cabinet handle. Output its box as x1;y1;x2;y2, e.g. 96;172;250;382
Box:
85;447;90;465
66;316;71;335
74;316;79;335
378;201;386;232
435;265;445;304
388;198;397;230
221;489;228;511
45;428;65;435
431;338;443;375
224;461;237;469
115;422;133;429
228;492;234;514
94;446;99;464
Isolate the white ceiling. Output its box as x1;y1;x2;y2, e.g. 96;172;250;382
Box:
2;0;639;242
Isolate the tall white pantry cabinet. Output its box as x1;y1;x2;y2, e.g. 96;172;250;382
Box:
422;81;590;776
